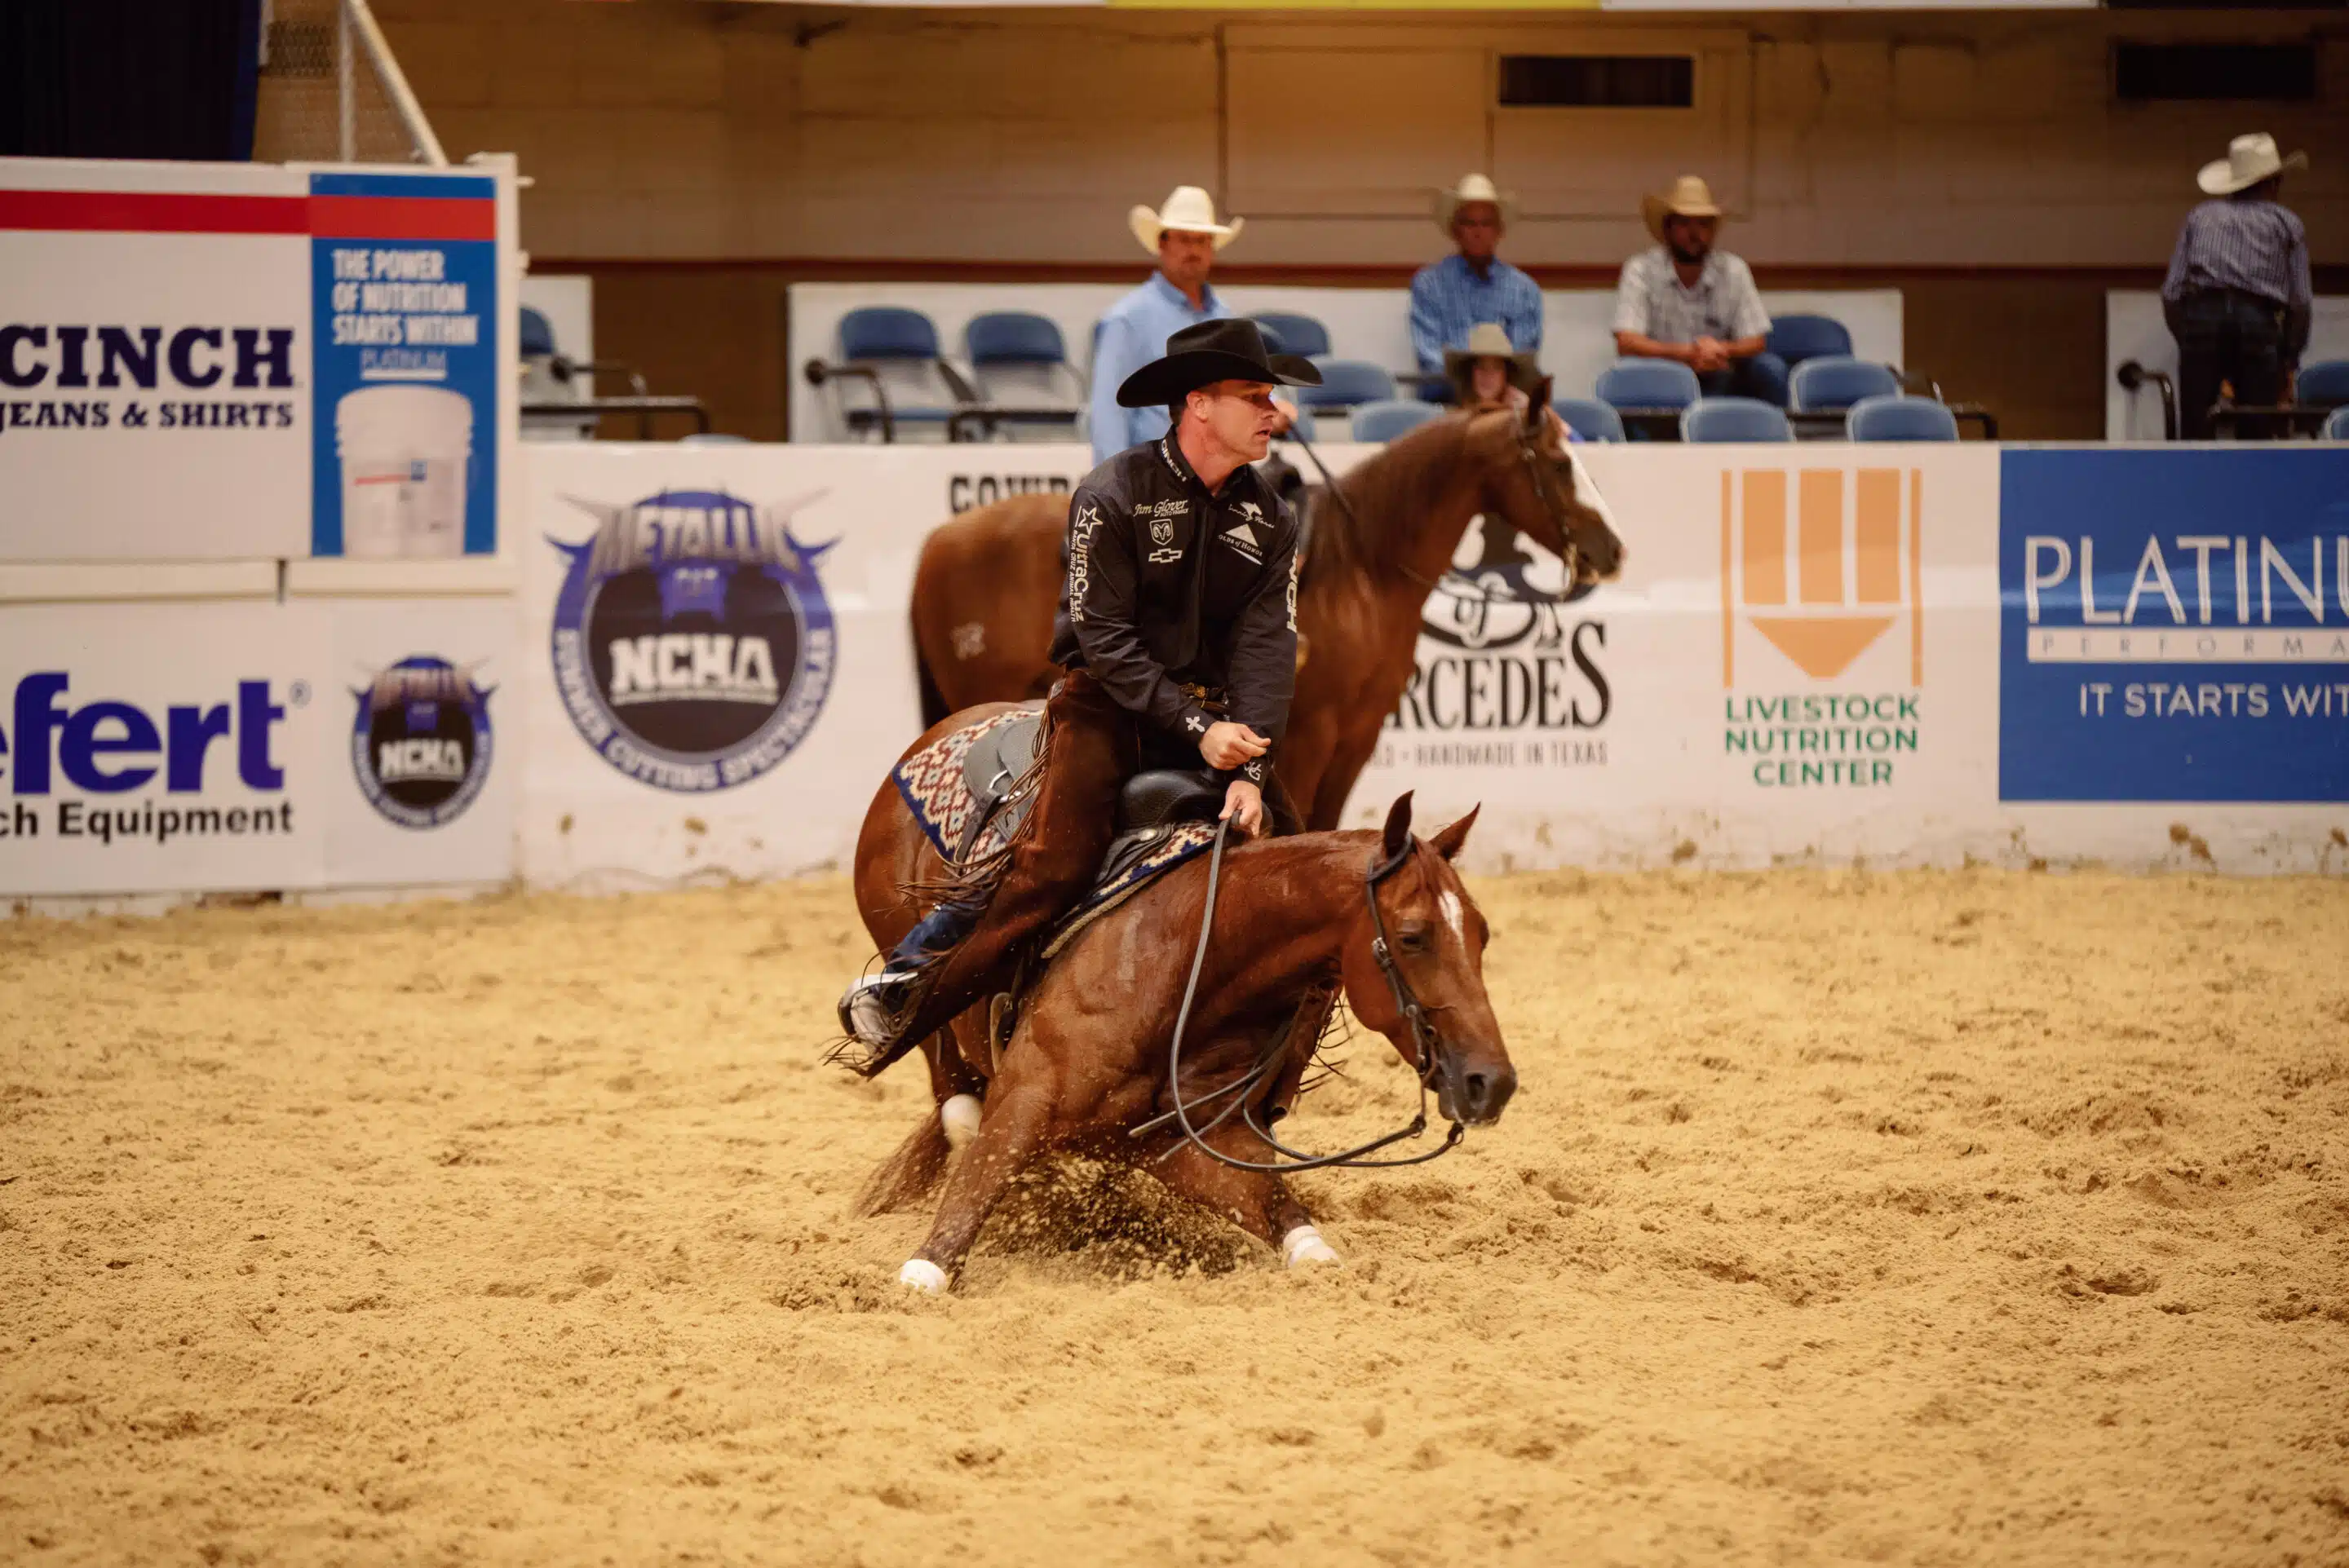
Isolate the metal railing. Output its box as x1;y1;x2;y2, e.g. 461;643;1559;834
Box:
340;0;445;166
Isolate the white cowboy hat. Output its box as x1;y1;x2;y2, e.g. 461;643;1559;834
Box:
1433;173;1516;236
1643;174;1724;242
1442;321;1542;393
1129;186;1243;255
2198;132;2307;196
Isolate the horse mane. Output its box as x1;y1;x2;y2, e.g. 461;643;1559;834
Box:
1300;409;1513;590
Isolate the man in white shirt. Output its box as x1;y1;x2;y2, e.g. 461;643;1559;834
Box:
1612;175;1785;404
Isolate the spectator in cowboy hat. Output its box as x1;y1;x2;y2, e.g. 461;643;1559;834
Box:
1612;174;1784;404
1090;186;1294;463
2162;133;2312;440
1410;174;1544;391
1444;320;1545;413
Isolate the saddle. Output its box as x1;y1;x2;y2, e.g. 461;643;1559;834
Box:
953;708;1228;868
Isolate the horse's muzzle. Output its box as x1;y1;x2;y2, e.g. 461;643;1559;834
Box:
1435;1053;1517;1126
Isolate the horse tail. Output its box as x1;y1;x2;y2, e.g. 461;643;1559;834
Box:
914;634;949;731
852;1098;953;1216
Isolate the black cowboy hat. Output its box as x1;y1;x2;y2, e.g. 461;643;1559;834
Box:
1115;318;1322;409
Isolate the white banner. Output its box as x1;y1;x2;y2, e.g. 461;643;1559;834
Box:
1349;444;2004;867
515;444;1096;889
0;596;520;898
0;156;519;563
0;602;331;895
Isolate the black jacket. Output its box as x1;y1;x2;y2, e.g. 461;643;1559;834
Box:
1048;435;1300;786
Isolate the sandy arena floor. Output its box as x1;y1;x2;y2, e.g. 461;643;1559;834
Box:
2;867;2346;1566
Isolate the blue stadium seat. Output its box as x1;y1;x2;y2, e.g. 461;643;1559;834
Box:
829;307;969;440
2297;359;2349;409
1295;358;1396;411
1682;396;1793;444
1847;395;1959;443
1789;356;1902;414
519;307;557;360
962;311;1082;438
838;307;940;362
1252;312;1333;360
1765;313;1852;369
1553;397;1626;443
2320;404;2349;441
1595;357;1701;413
1349;399;1442;444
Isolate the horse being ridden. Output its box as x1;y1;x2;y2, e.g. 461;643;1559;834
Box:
838;318;1322;1064
906;388;1626;833
887;793;1515;1292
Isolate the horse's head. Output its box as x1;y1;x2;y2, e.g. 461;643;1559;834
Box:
1339;793;1515;1127
1465;382;1626;588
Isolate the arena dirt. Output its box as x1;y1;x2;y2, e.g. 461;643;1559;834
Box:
3;868;2346;1566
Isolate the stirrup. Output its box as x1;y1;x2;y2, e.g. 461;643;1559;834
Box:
839;968;920;1049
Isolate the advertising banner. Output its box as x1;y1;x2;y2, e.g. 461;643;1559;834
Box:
0;602;331;896
517;445;1097;889
0;157;515;563
319;596;520;890
1999;448;2349;804
1348;444;2004;866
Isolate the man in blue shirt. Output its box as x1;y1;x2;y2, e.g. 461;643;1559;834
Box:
1090;186;1298;462
2161;133;2312;440
1409;174;1544;388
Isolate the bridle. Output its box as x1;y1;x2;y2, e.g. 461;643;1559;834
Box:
1286;415;1590;594
1130;819;1466;1173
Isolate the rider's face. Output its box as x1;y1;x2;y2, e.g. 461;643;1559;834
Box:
1190;379;1280;463
1471;359;1509;404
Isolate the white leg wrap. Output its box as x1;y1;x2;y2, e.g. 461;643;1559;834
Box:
898;1257;949;1294
1281;1223;1340;1269
940;1093;983;1151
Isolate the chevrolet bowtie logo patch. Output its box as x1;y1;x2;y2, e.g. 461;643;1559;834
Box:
1722;467;1923;685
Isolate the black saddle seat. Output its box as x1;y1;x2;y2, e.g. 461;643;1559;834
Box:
1117;769;1225;834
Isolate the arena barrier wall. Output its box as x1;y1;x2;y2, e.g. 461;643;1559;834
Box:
507;439;2348;890
786;283;1904;442
0;155;520;562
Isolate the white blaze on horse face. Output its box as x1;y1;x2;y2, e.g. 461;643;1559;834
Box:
950;621;986;661
1438;890;1465;947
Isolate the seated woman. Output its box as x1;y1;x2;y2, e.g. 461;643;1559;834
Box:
1444;320;1544;413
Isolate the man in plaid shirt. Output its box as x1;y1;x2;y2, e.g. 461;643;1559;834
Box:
1612;175;1785;404
2162;134;2313;440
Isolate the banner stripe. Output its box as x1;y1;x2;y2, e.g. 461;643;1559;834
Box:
0;189;493;241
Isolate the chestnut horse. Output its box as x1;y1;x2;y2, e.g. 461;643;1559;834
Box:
856;776;1510;1291
908;400;1625;829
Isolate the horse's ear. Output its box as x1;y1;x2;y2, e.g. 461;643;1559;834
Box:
1428;804;1480;861
1381;792;1415;864
1525;379;1553;432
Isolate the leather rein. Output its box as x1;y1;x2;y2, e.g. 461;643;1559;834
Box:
1130;819;1466;1173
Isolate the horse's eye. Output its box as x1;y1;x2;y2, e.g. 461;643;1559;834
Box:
1394;922;1433;953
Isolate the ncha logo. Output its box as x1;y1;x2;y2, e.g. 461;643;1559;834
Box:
350;656;493;829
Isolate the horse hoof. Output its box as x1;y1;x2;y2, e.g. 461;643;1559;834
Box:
898;1258;949;1294
940;1093;983;1151
1281;1224;1340;1269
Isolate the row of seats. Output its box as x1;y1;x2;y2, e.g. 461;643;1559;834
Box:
1343;393;1960;444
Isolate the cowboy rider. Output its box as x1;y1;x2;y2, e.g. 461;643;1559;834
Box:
842;318;1320;1053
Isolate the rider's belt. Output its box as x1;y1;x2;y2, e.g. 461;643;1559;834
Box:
1178;683;1230;714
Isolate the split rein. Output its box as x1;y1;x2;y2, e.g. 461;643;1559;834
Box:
1127;819;1466;1173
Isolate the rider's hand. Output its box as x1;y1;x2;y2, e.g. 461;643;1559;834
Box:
1220;780;1264;837
1199;720;1269;771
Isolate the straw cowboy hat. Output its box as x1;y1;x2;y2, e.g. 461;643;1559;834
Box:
1442;321;1542;398
2198;132;2307;196
1130;186;1244;255
1115;318;1320;409
1642;174;1724;242
1434;173;1517;236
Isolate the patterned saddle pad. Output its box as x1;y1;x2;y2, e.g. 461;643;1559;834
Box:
891;709;1222;951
